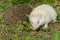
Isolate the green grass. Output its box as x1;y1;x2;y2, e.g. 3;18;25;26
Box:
0;0;60;40
51;32;60;40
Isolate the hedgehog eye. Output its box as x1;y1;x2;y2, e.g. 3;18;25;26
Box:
37;21;39;24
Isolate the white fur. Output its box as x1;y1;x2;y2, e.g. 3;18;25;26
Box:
29;4;57;30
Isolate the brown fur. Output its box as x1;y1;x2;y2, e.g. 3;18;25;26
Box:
3;4;33;24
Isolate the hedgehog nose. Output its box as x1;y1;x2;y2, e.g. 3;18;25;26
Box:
32;27;37;30
32;26;38;31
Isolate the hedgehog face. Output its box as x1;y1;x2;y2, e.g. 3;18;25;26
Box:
32;19;41;30
29;15;41;30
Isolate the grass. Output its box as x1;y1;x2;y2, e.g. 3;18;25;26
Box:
0;0;60;40
51;32;60;40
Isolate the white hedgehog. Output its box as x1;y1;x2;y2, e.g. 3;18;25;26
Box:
29;4;57;30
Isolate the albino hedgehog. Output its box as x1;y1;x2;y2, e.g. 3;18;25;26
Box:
29;4;57;30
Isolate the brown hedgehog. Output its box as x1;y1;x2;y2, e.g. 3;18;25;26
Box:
3;4;33;24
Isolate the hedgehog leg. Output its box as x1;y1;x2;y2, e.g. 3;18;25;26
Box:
42;24;48;30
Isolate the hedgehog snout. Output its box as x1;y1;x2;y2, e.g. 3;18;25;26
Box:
32;21;40;30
